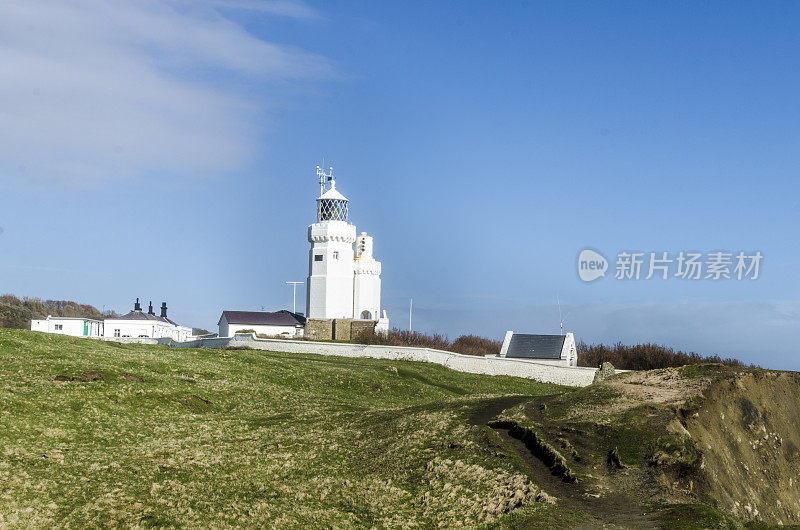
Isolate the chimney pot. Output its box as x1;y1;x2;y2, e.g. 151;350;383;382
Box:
134;298;142;311
160;302;168;318
148;301;154;315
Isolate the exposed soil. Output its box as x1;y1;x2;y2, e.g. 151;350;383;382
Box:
54;374;87;382
684;370;800;524
179;394;214;412
566;367;709;422
468;396;532;426
470;366;800;527
470;396;658;529
53;370;105;382
488;420;577;483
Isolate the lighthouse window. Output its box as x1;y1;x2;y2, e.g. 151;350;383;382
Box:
333;251;339;259
314;254;323;262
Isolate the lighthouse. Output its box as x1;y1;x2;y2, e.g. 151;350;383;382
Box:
306;166;388;329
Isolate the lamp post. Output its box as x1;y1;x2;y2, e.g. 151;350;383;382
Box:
286;281;304;314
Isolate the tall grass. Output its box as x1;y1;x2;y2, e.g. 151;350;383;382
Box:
355;329;502;357
577;341;750;370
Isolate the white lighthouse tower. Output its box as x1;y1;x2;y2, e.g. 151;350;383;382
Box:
306;166;357;319
306;166;388;329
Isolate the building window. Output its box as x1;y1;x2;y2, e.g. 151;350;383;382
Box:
114;329;121;337
54;324;63;331
333;251;339;260
315;254;323;262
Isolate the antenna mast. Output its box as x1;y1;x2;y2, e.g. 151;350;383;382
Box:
316;164;334;197
557;295;571;335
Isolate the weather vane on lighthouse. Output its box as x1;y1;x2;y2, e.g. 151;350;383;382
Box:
316;164;334;197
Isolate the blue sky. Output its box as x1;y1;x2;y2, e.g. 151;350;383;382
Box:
1;1;798;368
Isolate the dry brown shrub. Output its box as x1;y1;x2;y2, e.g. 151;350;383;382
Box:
355;329;501;357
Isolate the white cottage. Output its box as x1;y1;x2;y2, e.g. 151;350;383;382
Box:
30;316;104;337
218;310;306;338
102;299;192;341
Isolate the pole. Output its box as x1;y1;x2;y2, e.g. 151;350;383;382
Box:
557;295;570;336
285;281;304;314
409;297;413;332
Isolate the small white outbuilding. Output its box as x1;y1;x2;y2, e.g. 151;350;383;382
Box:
498;331;578;367
30;316;104;338
218;310;306;338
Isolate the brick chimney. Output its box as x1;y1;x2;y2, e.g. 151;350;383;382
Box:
148;301;155;315
160;302;168;318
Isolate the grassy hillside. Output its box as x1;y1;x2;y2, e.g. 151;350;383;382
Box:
0;294;116;329
3;330;790;528
0;329;571;528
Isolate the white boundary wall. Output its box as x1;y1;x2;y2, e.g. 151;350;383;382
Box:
153;333;600;387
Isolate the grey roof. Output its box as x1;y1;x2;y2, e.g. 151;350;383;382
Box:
41;316;104;322
221;310;306;327
110;311;173;324
506;334;566;359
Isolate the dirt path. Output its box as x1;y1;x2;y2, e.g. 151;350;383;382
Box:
470;396;658;529
468;395;533;426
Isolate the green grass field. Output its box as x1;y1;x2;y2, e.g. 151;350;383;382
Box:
0;329;569;528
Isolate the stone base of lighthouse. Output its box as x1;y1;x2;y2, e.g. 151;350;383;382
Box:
305;317;382;341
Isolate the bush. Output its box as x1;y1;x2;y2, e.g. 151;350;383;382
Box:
354;329;501;357
576;341;750;371
451;334;502;357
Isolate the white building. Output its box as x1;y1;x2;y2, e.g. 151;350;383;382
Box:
306;166;389;330
102;299;192;341
218;310;306;338
30;316;104;337
498;331;578;367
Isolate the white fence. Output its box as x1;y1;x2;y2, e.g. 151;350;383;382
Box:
154;334;600;387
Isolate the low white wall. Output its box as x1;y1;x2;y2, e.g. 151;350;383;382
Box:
166;334;599;387
96;337;163;345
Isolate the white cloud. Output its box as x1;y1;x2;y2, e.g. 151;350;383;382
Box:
208;0;321;19
0;0;331;186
